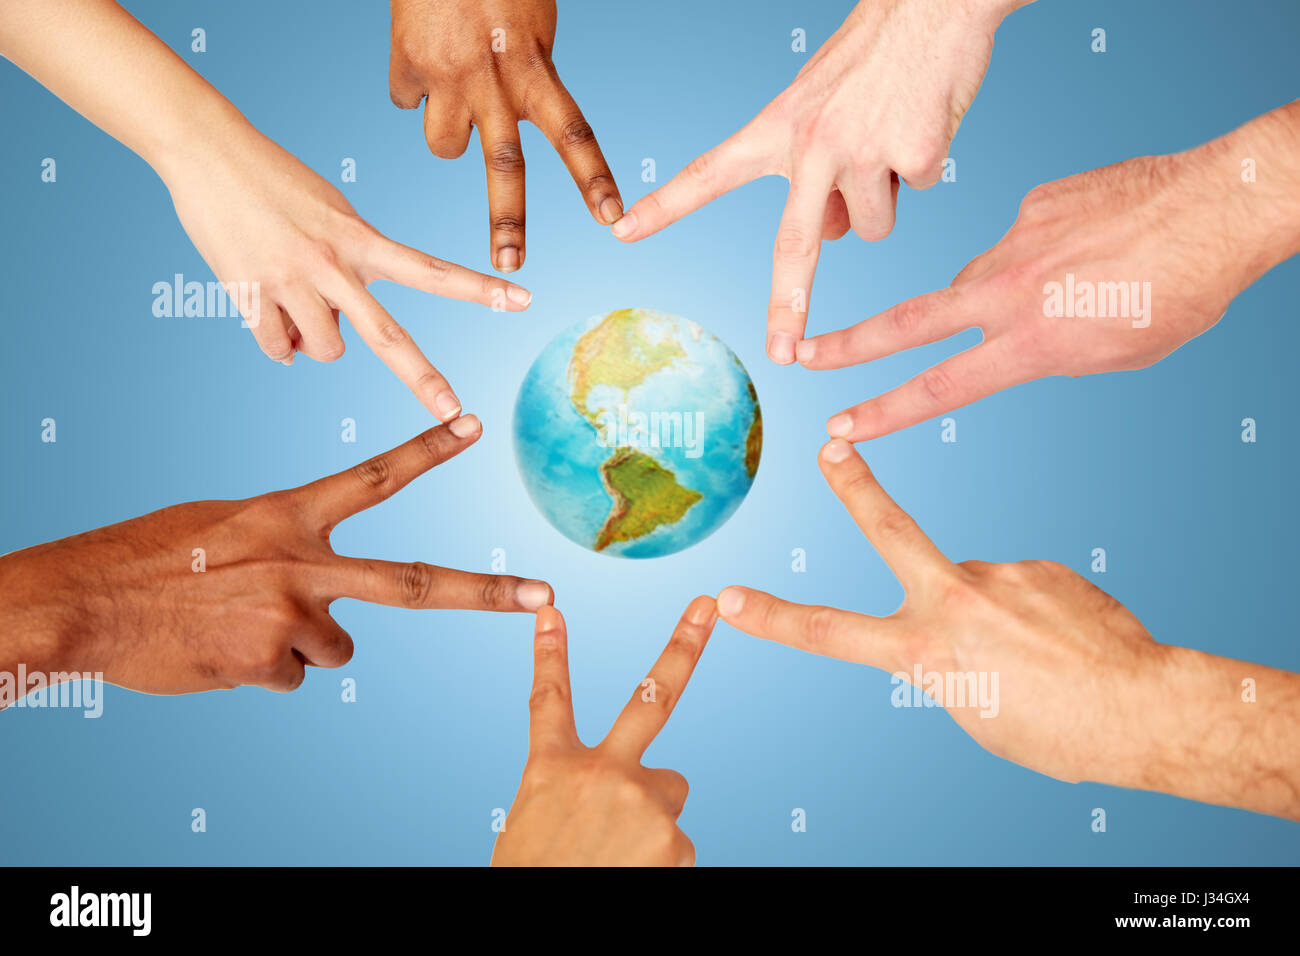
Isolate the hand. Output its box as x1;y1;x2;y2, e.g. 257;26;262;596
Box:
716;439;1300;819
613;0;1030;363
491;598;718;866
161;125;532;421
0;0;532;423
389;0;622;272
0;416;554;697
803;100;1300;442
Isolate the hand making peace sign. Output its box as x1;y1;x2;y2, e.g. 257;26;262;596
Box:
491;598;719;866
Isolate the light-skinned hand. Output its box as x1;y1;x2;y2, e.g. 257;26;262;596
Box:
805;100;1300;441
613;0;1034;363
717;440;1300;820
0;0;532;422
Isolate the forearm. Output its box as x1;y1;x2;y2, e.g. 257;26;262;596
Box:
0;0;251;178
1124;647;1300;820
1189;98;1300;293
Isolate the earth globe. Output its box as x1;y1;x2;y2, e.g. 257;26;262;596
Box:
513;308;762;558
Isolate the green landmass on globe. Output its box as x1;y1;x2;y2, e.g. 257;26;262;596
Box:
570;309;708;550
594;448;704;551
514;308;762;558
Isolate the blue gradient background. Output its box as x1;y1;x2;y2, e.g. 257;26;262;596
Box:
1;0;1297;865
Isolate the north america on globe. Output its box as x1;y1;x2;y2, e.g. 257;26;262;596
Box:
514;308;762;558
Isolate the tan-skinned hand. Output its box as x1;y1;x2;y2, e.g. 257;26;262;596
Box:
491;598;718;866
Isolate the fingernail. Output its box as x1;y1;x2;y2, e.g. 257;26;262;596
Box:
822;438;852;463
768;332;796;365
516;580;552;611
716;587;745;618
611;211;638;239
795;339;816;365
687;595;716;626
497;247;520;273
599;196;624;225
826;413;853;438
448;413;480;438
506;285;532;307
435;390;461;421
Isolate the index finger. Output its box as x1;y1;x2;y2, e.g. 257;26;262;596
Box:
295;416;481;530
600;596;717;762
332;283;461;422
529;606;579;754
612;122;771;242
527;72;622;225
364;235;532;311
715;585;896;670
817;439;953;591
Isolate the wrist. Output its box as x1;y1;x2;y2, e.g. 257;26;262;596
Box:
0;549;82;683
147;96;259;186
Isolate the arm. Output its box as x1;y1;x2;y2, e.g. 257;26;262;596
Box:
0;416;553;702
717;440;1300;820
0;0;532;420
806;99;1300;441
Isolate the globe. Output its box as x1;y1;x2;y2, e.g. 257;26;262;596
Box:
513;308;762;558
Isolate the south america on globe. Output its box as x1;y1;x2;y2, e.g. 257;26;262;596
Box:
513;308;762;558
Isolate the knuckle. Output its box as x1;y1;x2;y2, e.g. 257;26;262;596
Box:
615;776;649;805
682;151;715;187
644;678;676;711
375;321;409;348
417;254;451;280
1019;182;1058;217
416;427;448;464
333;632;356;667
306;239;341;270
490;214;525;235
528;680;570;709
487;140;525;174
559;115;596;149
919;364;956;405
805;606;839;647
351;454;394;493
400;561;436;605
888;298;926;339
875;507;920;543
663;630;704;662
775;224;816;260
478;574;514;609
389;85;422;110
412;370;445;395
